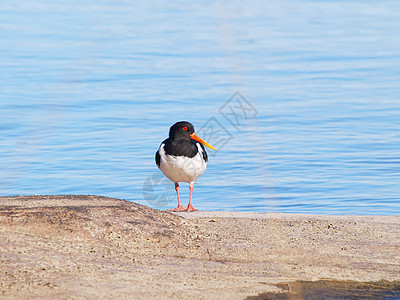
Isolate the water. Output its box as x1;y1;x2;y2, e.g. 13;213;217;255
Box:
1;1;399;214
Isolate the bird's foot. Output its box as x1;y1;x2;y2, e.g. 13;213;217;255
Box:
184;205;198;212
168;205;186;212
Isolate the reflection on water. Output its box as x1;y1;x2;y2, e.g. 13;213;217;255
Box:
247;280;400;300
1;1;399;214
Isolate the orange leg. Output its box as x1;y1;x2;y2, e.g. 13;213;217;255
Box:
185;183;197;212
168;183;186;211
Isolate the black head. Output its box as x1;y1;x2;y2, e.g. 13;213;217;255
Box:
169;121;195;140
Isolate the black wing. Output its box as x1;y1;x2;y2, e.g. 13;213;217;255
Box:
155;146;161;168
198;143;208;163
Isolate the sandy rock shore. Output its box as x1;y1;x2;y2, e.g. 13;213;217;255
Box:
0;195;399;299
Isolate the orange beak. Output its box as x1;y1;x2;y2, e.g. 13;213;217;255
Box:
190;133;216;151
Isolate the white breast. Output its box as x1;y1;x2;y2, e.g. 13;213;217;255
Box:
158;143;207;184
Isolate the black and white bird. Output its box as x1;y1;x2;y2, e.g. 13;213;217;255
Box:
155;121;216;211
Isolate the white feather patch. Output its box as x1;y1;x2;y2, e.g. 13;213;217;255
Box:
158;143;207;183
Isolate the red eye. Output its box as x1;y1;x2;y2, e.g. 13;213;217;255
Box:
183;126;188;131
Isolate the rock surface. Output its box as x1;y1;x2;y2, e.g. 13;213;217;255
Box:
0;195;399;299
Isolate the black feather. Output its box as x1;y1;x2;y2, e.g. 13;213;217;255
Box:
155;121;209;168
155;148;161;167
199;143;208;163
164;138;198;158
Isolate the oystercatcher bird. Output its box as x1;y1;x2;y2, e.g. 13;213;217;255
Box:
155;121;216;211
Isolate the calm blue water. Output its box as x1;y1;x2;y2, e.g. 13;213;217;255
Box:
1;1;399;214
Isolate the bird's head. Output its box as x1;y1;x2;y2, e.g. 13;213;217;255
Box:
169;121;216;150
